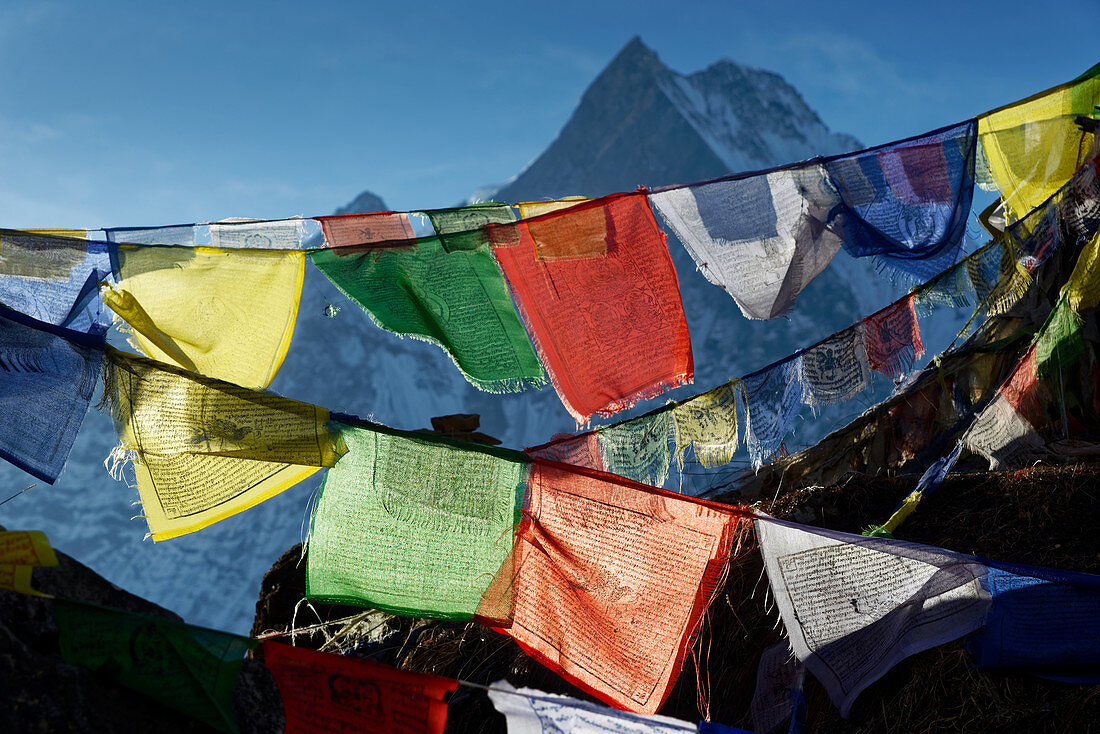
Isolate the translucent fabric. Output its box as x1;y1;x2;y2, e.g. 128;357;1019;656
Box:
516;197;590;219
525;431;603;472
102;348;338;541
105;217;323;250
0;229;111;333
914;264;973;315
649;164;843;320
977;67;1100;221
0;305;104;483
1034;298;1084;378
862;295;923;379
596;412;672;487
756;515;990;718
263;640;456;734
424;202;518;253
742;358;804;468
54;598;253;733
826;121;977;281
671;382;740;470
798;325;871;407
309;236;545;394
492;460;745;714
962;391;1046;471
315;211;415;248
491;194;693;423
306;421;527;621
102;244;304;389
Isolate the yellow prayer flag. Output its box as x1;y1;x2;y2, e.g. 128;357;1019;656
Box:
978;71;1100;221
0;530;59;597
0;530;58;567
103;348;342;541
516;197;589;219
1067;231;1100;313
102;244;304;390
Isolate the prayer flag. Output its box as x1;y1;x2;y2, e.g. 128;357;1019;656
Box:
798;326;871;407
671;382;740;470
750;642;806;734
308;234;545;394
491;460;744;714
966;561;1100;680
525;431;603;473
306;421;527;622
0;305;104;483
742;359;804;468
102;244;304;389
54;598;253;733
315;211;416;248
425;202;518;253
492;194;693;423
105;218;323;250
0;530;58;596
648;165;843;320
595;412;672;487
516;197;590;219
978;67;1100;221
0;229;110;333
101;348;339;541
1059;159;1100;246
861;295;923;379
826;121;976;281
755;515;990;718
488;679;698;733
263;640;456;734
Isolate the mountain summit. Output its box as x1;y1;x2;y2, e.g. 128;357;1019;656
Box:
492;36;860;202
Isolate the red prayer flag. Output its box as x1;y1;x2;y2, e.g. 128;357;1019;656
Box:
490;460;747;714
863;294;924;378
263;641;456;734
491;194;693;423
1001;347;1043;425
316;212;416;249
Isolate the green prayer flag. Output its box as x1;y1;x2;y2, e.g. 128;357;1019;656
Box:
308;234;545;394
54;599;253;733
1035;297;1085;377
306;422;528;621
425;202;517;252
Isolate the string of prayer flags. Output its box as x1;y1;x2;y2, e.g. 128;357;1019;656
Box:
965;560;1100;680
491;193;693;423
671;382;741;470
488;679;703;734
308;233;546;394
742;358;804;468
54;598;254;733
798;325;871;407
306;420;527;622
0;229;111;333
425;202;518;253
648;164;843;320
0;305;104;483
862;294;924;379
490;460;746;714
100;347;340;541
104;217;324;250
101;244;305;390
315;211;415;248
0;530;58;596
977;63;1100;222
755;515;991;718
825;121;977;282
263;640;456;734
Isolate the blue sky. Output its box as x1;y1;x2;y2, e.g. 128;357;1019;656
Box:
1;0;1096;227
